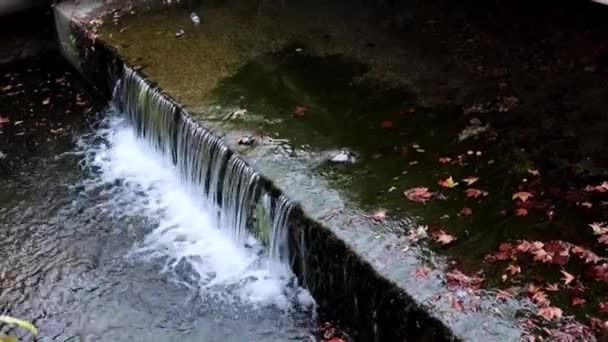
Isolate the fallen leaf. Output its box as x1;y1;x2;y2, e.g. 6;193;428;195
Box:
404;187;434;203
545;283;560;292
528;169;540;176
462;177;479;186
512;191;534;202
0;116;9;124
293;106;308;117
459;207;472;216
561;270;575;285
464;188;487;199
369;210;387;222
506;264;521;275
531;290;551;307
496;289;512;300
580;202;593;209
42;97;50;105
538;306;562;321
438;157;452;164
438;176;458;188
572;297;586;306
433;230;457;245
380;120;393;128
414;267;430;279
451;298;463;311
514;208;528;216
599;302;608;314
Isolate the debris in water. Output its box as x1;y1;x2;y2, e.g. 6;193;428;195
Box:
294;106;308;117
175;29;185;38
237;135;256;146
404;187;434;202
190;12;201;25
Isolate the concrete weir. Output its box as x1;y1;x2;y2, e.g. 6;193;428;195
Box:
53;1;525;340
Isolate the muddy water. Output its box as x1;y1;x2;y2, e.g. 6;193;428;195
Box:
0;57;315;341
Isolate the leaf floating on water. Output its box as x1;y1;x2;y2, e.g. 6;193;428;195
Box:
42;97;50;105
404;187;433;203
0;116;9;124
0;316;38;336
438;176;458;188
506;264;521;275
462;177;479;186
572;297;586;306
433;230;457;245
464;188;487;198
414;266;430;278
368;210;387;222
380;120;393;128
538;306;563;321
293;106;308;117
561;270;575;285
514;208;528;216
512;191;533;202
459;207;472;216
528;168;540;176
438;157;452;164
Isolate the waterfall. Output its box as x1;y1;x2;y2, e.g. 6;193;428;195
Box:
115;65;294;264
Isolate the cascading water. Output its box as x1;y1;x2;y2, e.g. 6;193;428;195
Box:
117;65;294;265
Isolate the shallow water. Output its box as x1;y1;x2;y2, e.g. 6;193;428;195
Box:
0;66;315;341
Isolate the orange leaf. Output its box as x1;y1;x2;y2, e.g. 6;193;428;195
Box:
512;191;533;202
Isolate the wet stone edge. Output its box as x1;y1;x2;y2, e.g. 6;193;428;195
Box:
56;10;458;342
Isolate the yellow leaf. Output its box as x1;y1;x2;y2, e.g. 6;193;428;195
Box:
0;316;38;336
438;176;458;188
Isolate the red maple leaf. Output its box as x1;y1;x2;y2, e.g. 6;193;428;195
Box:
514;208;528;216
538;306;563;321
572;297;586;306
293;106;308;117
414;266;430;279
506;264;521;275
545;283;560;292
438;157;452;164
404;187;434;203
464;188;487;198
380;120;393;128
561;270;575;285
433;230;457;245
459;207;472;216
462;177;479;186
451;298;463;311
496;289;512;300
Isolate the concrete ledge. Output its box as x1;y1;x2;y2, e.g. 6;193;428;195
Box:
54;1;527;340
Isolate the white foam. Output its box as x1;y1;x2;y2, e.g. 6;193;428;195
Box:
80;112;312;311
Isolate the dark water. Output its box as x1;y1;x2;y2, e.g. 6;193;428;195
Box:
0;57;315;341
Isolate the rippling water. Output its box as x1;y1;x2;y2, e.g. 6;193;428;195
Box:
0;102;315;341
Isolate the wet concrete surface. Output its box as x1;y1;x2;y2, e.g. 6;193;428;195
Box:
54;0;608;340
